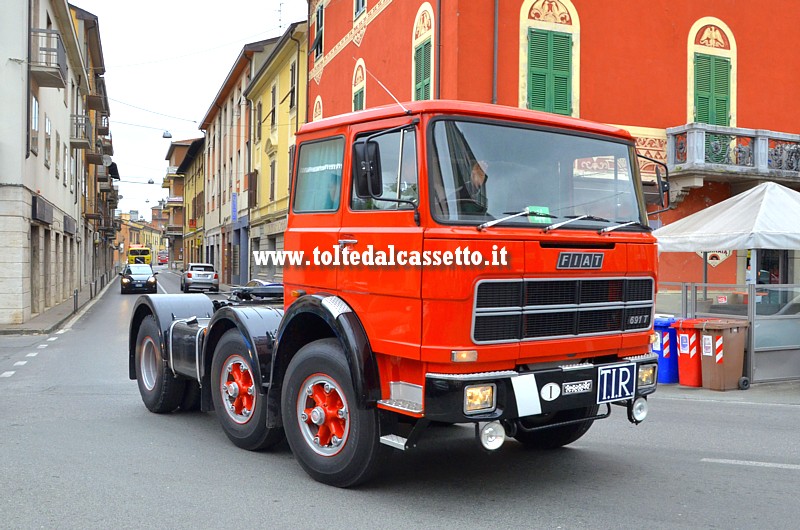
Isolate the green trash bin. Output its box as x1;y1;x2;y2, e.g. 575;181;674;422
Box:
696;319;750;391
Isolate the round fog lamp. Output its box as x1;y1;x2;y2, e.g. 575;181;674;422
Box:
628;396;648;424
479;421;505;451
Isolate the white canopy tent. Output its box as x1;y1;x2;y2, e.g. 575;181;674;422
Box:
653;181;800;252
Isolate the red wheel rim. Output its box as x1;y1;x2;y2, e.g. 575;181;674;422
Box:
220;355;256;424
296;374;350;456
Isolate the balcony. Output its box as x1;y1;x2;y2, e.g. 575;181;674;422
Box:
70;114;93;149
100;134;113;156
165;196;183;208
29;29;67;88
667;123;800;201
96;165;109;182
164;224;183;236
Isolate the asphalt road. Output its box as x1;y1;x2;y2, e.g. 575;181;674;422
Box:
1;270;799;528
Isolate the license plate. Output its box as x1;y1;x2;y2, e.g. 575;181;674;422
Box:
597;363;636;404
135;282;143;287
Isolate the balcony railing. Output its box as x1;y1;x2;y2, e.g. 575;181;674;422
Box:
96;114;109;136
164;224;183;236
666;123;800;201
30;29;67;88
70;114;93;149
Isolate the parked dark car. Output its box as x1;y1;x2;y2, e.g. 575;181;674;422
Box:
120;264;158;294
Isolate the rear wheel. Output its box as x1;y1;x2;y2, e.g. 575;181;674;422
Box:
513;405;599;449
282;338;387;487
211;329;283;450
135;315;185;413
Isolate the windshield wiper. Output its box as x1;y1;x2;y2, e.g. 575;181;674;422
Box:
477;207;557;232
599;220;652;234
544;214;609;232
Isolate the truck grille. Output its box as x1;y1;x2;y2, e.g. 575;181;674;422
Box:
473;278;654;344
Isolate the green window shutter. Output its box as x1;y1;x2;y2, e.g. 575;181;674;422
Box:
414;40;432;101
528;29;572;115
353;89;364;111
712;55;730;126
694;53;711;123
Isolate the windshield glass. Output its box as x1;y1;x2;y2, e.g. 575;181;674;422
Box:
429;119;645;228
128;265;152;275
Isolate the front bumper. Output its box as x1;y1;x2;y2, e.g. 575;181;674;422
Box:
424;353;658;423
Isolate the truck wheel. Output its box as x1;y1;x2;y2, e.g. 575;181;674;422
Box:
211;329;284;451
135;315;185;413
282;338;387;487
513;405;599;449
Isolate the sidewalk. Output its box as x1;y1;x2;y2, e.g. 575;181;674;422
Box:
0;280;112;336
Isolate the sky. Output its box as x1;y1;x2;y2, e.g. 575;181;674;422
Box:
73;0;309;221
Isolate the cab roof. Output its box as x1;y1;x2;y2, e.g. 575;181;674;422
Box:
298;100;633;142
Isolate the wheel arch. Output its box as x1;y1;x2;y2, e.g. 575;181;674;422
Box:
273;294;381;411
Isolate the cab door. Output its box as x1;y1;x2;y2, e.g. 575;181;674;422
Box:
338;120;423;360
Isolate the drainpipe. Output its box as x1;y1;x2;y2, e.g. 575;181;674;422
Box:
26;0;32;159
492;0;499;104
289;29;302;135
435;0;441;99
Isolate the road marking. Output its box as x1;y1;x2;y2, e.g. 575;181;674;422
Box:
702;458;800;470
1;371;14;378
14;361;27;367
47;337;58;341
37;344;48;349
56;329;67;334
158;282;168;294
657;395;800;409
26;352;38;357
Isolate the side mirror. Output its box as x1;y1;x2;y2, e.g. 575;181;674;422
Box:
152;272;158;276
118;271;124;276
639;154;671;215
353;140;382;199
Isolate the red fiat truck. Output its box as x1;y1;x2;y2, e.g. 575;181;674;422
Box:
128;100;664;487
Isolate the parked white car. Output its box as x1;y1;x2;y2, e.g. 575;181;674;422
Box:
180;263;219;293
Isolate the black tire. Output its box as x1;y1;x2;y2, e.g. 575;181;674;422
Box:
180;380;202;411
181;281;188;293
738;376;751;390
211;329;284;450
282;338;387;487
513;405;599;449
135;315;185;413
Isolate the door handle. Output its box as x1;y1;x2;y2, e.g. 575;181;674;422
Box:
338;239;358;249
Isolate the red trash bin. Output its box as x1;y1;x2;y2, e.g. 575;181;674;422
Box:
671;319;704;387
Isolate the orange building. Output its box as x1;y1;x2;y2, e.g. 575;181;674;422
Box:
307;0;800;284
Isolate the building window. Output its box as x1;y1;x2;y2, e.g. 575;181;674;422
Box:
353;60;366;111
355;0;366;19
270;85;277;129
312;3;324;59
527;29;572;115
256;101;262;142
289;62;297;110
270;158;276;202
55;133;61;179
31;94;39;155
414;39;432;101
44;115;51;168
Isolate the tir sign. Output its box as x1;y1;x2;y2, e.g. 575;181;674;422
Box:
557;252;604;270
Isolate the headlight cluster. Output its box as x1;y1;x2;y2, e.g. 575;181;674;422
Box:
121;278;131;284
147;277;156;283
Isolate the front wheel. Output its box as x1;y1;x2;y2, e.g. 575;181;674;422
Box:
513;405;599;449
282;338;387;487
134;315;185;413
211;329;284;450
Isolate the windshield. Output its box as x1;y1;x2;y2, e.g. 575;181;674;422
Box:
429;119;645;228
128;265;152;275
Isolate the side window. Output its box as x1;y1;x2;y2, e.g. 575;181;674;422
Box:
351;128;418;211
294;137;344;212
